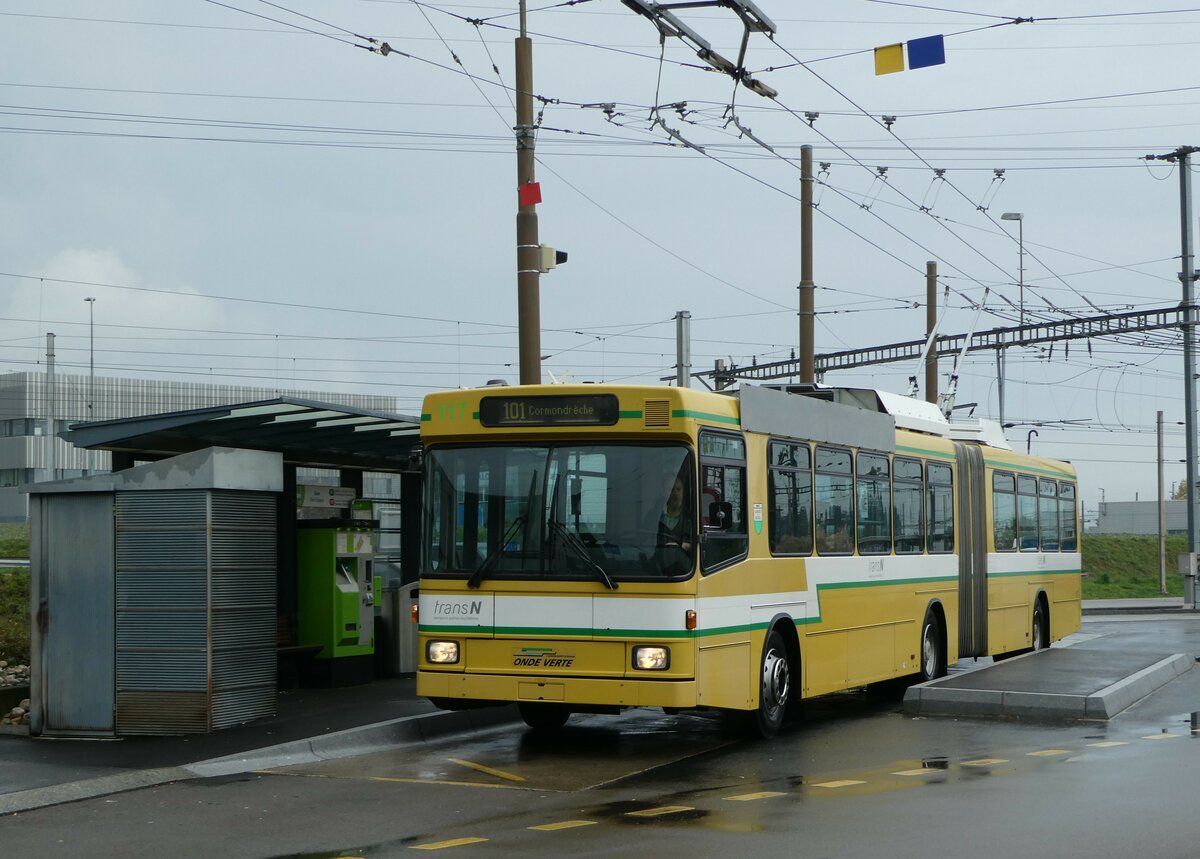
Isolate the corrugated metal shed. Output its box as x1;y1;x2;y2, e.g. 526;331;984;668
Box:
29;447;283;736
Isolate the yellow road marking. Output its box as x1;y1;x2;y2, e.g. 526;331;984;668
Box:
1087;741;1128;748
626;805;695;817
368;776;521;790
410;837;488;850
1142;733;1183;741
892;768;939;777
724;791;787;801
448;758;527;782
529;820;597;831
254;770;525;791
1027;749;1070;757
961;758;1008;767
812;780;867;789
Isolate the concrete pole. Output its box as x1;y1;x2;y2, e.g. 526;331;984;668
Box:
1180;153;1199;576
1159;409;1167;595
996;348;1005;428
675;311;692;387
515;1;541;385
45;333;56;482
799;145;815;383
924;262;938;404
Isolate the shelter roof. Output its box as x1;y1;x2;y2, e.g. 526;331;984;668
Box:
64;397;422;472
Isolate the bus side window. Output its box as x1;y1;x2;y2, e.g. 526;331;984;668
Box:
699;431;748;573
1038;479;1060;551
1017;475;1038;551
768;440;812;556
927;462;954;554
815;446;854;555
893;457;924;554
992;471;1017;552
1059;483;1078;551
856;452;891;555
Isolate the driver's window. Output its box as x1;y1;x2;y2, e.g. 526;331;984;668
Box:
699;430;748;573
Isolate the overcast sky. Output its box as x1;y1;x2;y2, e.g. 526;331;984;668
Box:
3;1;1199;512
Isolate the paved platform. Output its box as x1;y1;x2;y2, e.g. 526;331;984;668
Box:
904;647;1196;720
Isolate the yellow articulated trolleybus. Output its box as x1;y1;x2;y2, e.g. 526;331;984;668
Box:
416;383;1081;736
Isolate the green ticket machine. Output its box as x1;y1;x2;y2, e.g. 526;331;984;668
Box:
296;521;380;686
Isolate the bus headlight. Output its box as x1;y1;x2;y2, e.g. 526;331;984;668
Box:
633;646;670;670
426;640;460;664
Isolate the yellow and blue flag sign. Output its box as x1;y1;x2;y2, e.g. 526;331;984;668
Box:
874;34;945;75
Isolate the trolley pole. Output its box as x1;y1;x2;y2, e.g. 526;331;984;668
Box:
515;0;541;385
799;145;815;383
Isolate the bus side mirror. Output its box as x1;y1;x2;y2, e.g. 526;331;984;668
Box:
706;501;733;530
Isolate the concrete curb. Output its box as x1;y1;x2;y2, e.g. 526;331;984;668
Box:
1085;653;1196;718
0;705;521;817
185;704;521;778
0;766;192;817
904;653;1195;721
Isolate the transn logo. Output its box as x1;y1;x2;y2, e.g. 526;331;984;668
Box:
513;647;575;668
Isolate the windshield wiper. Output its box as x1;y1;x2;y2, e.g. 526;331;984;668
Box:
467;513;525;590
548;517;618;591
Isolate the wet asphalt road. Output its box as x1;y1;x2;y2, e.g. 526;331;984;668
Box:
2;615;1199;859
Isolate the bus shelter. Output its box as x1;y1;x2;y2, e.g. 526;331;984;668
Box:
28;397;423;736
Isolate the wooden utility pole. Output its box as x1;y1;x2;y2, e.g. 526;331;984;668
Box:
515;1;541;385
799;145;815;383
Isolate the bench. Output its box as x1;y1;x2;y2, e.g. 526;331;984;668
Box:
276;615;322;689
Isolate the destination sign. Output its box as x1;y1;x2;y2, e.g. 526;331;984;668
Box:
479;394;620;427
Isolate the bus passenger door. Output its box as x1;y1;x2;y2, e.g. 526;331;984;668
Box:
954;442;987;658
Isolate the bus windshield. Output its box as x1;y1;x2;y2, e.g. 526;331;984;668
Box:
424;443;695;584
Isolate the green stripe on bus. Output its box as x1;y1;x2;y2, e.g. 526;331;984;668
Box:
421;413;432;422
618;410;643;419
895;444;955;461
984;459;1075;479
988;568;1080;578
672;409;741;426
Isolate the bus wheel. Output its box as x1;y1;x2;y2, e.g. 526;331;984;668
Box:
752;630;791;738
919;611;946;682
518;702;570;732
1032;600;1049;651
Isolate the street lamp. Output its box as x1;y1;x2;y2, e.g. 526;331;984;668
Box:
1001;212;1024;330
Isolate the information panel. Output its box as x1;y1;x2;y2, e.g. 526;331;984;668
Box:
479;394;620;428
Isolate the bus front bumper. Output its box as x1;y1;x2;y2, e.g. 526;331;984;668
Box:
418;670;698;709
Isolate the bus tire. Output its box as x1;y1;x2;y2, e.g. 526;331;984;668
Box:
752;629;791;738
919;610;946;682
518;702;570;732
1032;598;1049;651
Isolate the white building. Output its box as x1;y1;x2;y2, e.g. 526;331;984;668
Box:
1093;500;1186;535
0;370;403;521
